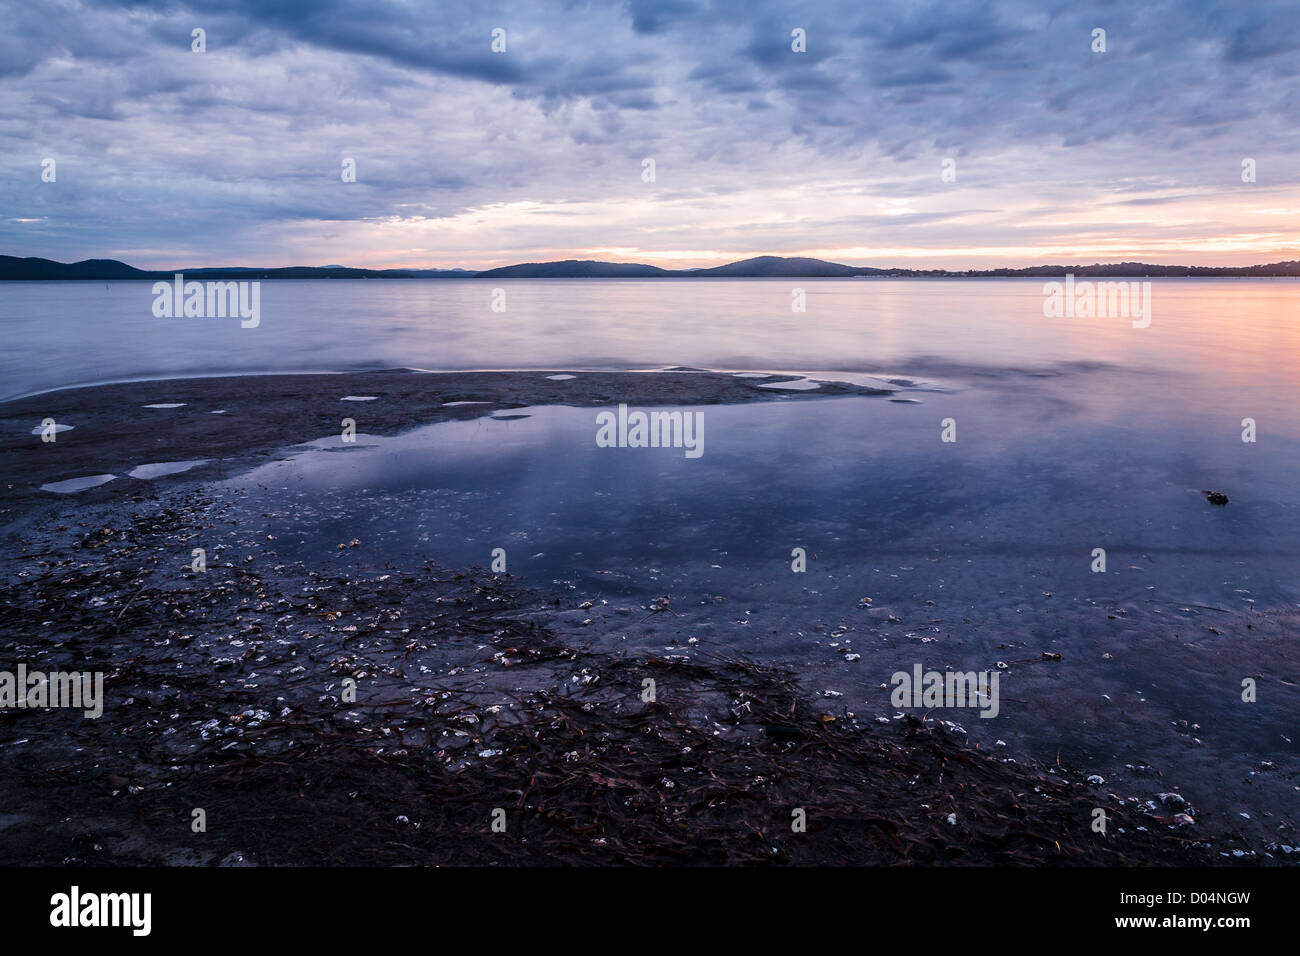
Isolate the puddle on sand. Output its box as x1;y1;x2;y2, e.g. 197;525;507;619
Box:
729;369;947;392
224;395;1300;615
40;474;116;493
128;459;212;479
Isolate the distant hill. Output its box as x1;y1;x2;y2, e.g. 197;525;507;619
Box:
474;259;672;278
688;255;886;277
0;256;473;280
0;257;156;280
4;253;1300;280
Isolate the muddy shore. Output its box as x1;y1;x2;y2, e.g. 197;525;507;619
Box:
0;368;887;512
0;370;1286;865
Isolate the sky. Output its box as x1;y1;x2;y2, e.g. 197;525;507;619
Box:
2;0;1298;271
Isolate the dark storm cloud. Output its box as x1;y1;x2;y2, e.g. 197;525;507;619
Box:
626;0;703;35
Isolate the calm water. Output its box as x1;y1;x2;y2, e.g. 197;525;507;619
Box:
3;278;1300;409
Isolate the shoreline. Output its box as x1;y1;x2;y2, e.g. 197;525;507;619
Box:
0;368;889;512
0;369;1292;865
0;486;1230;865
0;365;918;406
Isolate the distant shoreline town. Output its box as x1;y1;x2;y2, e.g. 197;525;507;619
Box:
3;253;1299;281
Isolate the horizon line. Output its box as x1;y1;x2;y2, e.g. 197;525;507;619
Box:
5;252;1300;278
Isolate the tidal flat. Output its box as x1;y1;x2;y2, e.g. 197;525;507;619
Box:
0;368;1295;864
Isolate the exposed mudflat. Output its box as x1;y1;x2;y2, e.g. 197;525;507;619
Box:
0;370;1294;865
0;368;886;512
0;486;1226;866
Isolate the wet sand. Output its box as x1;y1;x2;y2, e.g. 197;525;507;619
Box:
0;368;887;512
0;370;1293;865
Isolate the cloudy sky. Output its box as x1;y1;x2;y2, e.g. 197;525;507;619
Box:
3;0;1298;270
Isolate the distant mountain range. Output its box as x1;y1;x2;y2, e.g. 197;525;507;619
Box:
0;257;473;280
3;253;1300;280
